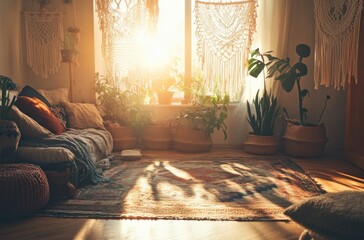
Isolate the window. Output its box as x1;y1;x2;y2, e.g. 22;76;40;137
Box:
95;0;257;102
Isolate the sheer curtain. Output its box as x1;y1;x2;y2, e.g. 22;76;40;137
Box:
243;0;293;102
239;0;293;140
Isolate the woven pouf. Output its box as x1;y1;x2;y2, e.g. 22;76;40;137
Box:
0;163;50;220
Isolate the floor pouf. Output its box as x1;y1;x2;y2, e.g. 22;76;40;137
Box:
0;163;50;220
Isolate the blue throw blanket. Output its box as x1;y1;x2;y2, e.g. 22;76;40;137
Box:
20;133;108;187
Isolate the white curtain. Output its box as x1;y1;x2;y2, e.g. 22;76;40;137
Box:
239;0;293;140
243;0;293;102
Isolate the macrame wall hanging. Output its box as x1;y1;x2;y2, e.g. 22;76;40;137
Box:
314;0;363;90
195;0;257;101
96;0;155;89
25;11;63;79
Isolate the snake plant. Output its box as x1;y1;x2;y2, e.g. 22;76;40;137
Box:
247;49;280;136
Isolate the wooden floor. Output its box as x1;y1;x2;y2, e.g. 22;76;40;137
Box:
1;148;363;240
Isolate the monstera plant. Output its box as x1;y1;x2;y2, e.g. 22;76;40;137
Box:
266;44;330;157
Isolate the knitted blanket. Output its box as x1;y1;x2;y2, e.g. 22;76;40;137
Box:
20;132;108;187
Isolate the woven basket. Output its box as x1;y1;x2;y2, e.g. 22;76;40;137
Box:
0;163;50;220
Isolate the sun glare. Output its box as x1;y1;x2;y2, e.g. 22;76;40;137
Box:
137;0;184;75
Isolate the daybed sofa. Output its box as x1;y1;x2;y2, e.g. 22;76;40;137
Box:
9;86;113;198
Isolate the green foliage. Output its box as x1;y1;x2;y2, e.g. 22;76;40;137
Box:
95;73;151;139
264;43;330;125
0;75;16;120
247;90;280;136
247;49;280;136
95;73;129;124
176;93;229;139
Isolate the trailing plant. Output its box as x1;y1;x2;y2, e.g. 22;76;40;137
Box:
176;93;230;139
0;75;16;120
247;48;280;136
266;43;330;126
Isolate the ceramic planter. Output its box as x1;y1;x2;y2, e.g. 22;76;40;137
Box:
0;120;21;162
143;125;172;150
282;123;328;158
157;91;174;105
244;134;278;155
173;127;212;152
106;125;138;151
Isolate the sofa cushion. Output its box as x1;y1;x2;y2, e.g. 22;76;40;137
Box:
15;96;66;134
18;85;51;107
37;88;69;105
50;105;68;128
10;106;52;138
16;147;75;164
61;102;104;129
284;190;364;240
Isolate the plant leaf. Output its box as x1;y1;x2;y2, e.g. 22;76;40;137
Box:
248;59;265;78
294;62;308;77
301;89;310;98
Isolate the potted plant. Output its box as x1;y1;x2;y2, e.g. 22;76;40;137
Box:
152;72;176;105
173;93;229;152
0;75;21;162
244;49;281;155
266;44;330;157
142;120;173;150
61;31;78;62
95;73;151;150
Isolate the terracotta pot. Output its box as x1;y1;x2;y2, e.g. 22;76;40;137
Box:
143;125;172;150
106;125;138;151
173;128;212;152
282;123;328;158
157;91;174;105
0;120;21;162
244;134;278;155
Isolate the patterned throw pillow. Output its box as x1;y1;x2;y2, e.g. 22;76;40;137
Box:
15;96;66;134
50;105;68;128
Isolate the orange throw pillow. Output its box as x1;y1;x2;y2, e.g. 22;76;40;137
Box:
15;96;66;134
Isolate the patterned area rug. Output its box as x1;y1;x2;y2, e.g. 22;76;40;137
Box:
38;155;325;221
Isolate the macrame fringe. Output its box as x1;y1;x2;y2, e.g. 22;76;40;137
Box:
314;0;363;90
202;47;248;101
195;0;257;101
95;0;149;87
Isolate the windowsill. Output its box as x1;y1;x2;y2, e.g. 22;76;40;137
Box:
144;102;240;108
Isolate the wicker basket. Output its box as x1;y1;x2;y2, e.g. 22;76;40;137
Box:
0;163;50;220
